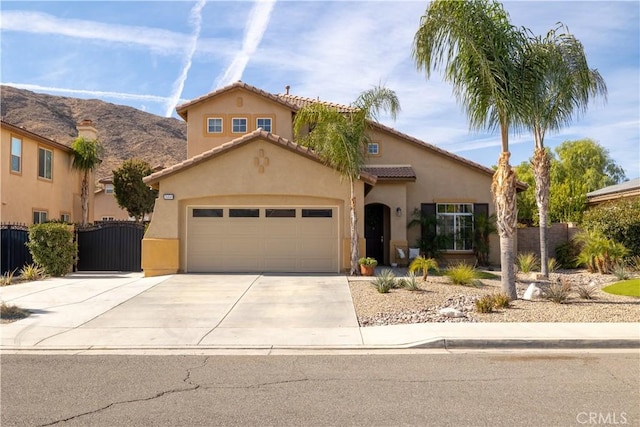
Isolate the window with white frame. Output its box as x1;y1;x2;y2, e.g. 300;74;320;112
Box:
33;210;48;224
38;147;53;180
231;118;247;133
437;203;474;251
11;136;22;173
256;117;272;132
207;117;223;133
105;184;114;194
367;142;380;155
60;213;71;223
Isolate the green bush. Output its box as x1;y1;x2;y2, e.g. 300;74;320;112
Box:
516;252;539;273
491;293;511;308
555;241;580;269
445;263;477;286
19;264;48;282
475;295;495;313
26;223;76;277
371;269;397;293
544;279;572;304
402;272;421;291
582;198;640;257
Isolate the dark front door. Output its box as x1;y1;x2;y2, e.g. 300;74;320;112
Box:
365;203;386;264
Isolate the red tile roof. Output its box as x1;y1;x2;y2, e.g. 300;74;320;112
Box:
362;165;416;181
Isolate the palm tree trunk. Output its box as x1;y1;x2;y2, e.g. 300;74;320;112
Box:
349;179;360;275
81;171;89;226
492;151;518;300
533;147;550;278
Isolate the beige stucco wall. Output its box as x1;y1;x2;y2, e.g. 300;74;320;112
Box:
184;88;295;158
143;137;366;274
1;125;88;224
93;190;132;221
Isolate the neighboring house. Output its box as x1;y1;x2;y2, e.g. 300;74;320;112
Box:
94;176;156;222
586;178;640;206
1;120;97;225
142;81;523;276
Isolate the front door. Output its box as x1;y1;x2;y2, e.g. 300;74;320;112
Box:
365;203;389;265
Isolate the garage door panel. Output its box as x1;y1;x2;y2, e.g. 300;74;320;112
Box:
187;206;338;273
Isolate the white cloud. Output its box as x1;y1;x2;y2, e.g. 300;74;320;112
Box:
213;0;277;89
164;0;207;117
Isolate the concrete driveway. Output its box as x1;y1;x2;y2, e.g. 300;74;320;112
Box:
1;273;361;348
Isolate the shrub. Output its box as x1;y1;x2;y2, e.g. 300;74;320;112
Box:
491;293;511;309
582;198;640;257
516;252;539;273
475;295;495;313
19;264;48;282
576;283;598;300
371;269;396;293
612;262;630;281
446;263;477;286
574;230;628;274
0;269;18;286
547;258;560;273
26;223;76;277
0;302;30;320
544;278;572;304
358;257;378;266
555;241;580;269
628;256;640;272
402;272;421;291
408;256;438;281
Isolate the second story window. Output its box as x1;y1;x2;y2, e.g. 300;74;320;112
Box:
207;117;223;134
105;184;114;194
367;142;380;155
232;118;247;133
11;136;22;173
38;147;53;180
256;117;272;132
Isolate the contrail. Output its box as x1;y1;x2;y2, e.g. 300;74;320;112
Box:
164;0;207;117
213;0;276;89
1;83;185;104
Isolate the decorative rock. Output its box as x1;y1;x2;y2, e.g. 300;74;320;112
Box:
522;283;542;300
439;307;465;318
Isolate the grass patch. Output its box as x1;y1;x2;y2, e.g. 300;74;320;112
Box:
475;271;500;280
0;302;30;320
602;279;640;297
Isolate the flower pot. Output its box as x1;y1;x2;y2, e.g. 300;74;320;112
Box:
360;264;376;276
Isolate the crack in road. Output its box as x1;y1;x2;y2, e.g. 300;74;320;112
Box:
38;356;211;427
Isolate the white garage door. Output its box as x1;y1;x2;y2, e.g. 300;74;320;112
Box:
186;206;339;272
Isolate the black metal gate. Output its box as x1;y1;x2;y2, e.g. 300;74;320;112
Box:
1;223;32;275
76;222;145;272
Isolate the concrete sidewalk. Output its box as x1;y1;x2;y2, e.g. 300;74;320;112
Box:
1;273;638;352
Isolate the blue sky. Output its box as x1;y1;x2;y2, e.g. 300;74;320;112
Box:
2;1;638;178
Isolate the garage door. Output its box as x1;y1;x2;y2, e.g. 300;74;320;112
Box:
186;206;339;272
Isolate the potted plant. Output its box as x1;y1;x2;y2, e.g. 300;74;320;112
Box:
358;257;378;276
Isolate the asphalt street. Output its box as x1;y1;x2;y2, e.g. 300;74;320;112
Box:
1;351;638;426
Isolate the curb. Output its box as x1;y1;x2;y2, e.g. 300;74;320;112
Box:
410;338;640;349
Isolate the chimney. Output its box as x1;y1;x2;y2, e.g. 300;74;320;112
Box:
77;119;98;141
285;85;290;95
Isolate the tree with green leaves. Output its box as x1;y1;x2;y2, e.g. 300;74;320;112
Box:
293;86;400;275
522;23;607;277
71;136;103;226
112;159;158;222
413;0;530;299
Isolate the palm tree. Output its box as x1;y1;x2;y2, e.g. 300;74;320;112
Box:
293;86;400;275
409;256;439;281
71;136;103;225
522;24;607;278
413;0;530;299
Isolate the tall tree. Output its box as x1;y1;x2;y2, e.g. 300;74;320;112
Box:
413;0;530;299
522;24;607;277
113;159;158;222
71;136;103;226
293;86;400;275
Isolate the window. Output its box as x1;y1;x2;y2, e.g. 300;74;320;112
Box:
207;118;223;134
302;209;333;218
11;136;22;173
367;142;380;155
229;208;259;217
256;118;272;132
231;118;247;133
266;209;295;218
437;203;474;251
102;216;115;221
60;213;70;223
193;208;223;218
38;147;53;180
33;210;48;224
105;184;114;194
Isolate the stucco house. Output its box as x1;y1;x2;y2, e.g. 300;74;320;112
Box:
142;81;519;276
1;120;97;225
586;178;640;206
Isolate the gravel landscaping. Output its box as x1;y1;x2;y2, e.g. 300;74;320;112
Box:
349;268;640;326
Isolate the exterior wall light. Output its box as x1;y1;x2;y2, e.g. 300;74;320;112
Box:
396;207;402;217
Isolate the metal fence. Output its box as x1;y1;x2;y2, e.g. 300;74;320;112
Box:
76;221;145;272
1;223;32;275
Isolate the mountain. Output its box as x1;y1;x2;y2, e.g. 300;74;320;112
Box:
1;85;187;180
